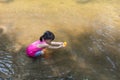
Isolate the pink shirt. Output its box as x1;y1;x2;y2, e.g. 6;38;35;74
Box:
26;40;46;57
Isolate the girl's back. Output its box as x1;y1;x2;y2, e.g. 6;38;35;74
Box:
26;40;45;57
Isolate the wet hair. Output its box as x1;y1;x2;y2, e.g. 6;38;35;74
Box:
40;31;55;41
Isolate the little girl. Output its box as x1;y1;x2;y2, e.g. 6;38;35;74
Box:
26;31;64;58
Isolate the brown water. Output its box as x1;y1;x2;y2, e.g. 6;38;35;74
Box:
0;0;120;80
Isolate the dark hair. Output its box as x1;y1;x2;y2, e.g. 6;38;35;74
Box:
40;31;55;41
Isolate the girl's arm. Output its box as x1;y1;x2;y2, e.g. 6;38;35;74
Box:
37;44;48;48
51;42;63;46
48;44;63;49
37;43;63;49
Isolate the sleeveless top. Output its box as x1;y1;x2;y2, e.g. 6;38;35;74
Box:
26;40;46;57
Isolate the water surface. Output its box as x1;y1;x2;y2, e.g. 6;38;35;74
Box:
0;0;120;80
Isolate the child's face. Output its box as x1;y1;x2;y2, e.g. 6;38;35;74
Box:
45;39;52;44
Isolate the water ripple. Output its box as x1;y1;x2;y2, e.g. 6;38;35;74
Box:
0;51;14;78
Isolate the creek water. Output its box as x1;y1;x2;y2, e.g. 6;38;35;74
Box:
0;0;120;80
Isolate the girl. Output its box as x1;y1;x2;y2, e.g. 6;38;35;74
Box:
26;31;64;58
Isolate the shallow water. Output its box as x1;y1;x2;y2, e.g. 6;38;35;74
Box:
0;0;120;80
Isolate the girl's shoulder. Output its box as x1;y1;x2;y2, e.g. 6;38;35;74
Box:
31;40;40;45
36;40;48;45
37;41;49;48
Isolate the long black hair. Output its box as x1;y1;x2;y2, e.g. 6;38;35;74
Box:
40;31;55;41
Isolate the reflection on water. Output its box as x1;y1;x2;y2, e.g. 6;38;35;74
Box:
0;0;120;80
106;56;116;69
